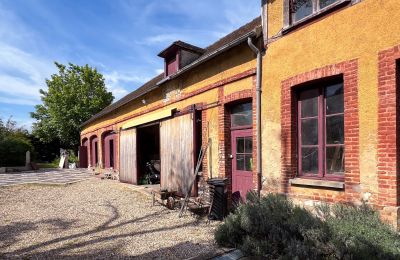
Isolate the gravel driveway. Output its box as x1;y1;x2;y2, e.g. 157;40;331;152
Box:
0;178;218;259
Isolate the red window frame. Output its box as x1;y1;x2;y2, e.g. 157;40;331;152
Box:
297;79;344;181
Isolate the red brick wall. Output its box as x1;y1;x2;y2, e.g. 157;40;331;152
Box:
377;45;400;208
281;59;360;203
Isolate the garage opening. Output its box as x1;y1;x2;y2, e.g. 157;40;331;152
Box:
137;123;161;185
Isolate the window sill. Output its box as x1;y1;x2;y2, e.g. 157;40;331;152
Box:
283;0;351;35
289;178;344;189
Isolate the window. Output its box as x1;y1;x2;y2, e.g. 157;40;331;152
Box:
298;79;344;180
290;0;343;23
231;102;252;128
236;136;253;171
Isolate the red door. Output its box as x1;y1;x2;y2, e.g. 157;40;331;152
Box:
231;129;254;201
79;146;88;168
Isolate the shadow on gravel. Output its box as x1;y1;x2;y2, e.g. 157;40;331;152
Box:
0;201;210;259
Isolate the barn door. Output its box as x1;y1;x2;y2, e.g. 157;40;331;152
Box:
160;113;194;195
119;128;137;184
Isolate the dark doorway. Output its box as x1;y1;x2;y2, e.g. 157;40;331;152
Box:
137;123;161;185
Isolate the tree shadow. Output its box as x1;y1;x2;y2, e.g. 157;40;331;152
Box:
1;200;210;259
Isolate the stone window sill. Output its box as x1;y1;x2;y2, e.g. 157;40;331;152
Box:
289;178;344;189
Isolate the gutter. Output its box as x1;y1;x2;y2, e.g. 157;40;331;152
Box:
247;1;268;197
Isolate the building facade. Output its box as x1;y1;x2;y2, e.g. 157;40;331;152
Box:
261;0;400;228
80;18;263;201
81;0;400;228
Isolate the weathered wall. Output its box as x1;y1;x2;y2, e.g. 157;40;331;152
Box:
81;42;257;185
262;0;400;226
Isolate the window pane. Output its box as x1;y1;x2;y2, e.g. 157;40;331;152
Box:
293;0;313;22
231;103;252;127
236;154;245;171
245;137;252;153
237;137;244;153
320;0;339;9
301;96;318;118
301;118;318;145
326;115;344;144
245;155;253;171
301;147;318;174
326;83;344;115
326;146;344;174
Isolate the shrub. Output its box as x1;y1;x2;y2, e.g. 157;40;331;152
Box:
215;193;400;259
320;203;400;259
215;193;327;259
0;135;33;167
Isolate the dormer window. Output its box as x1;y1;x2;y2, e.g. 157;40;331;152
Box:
158;41;205;77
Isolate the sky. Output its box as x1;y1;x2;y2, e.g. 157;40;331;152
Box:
0;0;260;131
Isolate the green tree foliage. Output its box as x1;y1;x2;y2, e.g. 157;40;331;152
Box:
31;62;114;149
0;117;33;167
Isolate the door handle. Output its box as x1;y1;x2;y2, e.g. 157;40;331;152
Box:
228;154;233;159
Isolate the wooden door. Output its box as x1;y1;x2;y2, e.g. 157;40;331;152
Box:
79;146;88;168
119;128;137;184
160;114;194;195
231;129;254;201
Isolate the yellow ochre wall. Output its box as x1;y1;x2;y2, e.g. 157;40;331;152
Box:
81;43;257;179
262;0;400;204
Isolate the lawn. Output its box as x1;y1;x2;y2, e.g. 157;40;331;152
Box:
0;178;218;259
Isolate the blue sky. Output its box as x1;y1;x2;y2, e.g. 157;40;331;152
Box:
0;0;260;130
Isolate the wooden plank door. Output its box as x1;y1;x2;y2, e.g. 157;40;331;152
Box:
119;128;137;184
160;114;194;195
231;129;254;201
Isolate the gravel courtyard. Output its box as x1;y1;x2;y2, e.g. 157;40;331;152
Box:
0;178;218;259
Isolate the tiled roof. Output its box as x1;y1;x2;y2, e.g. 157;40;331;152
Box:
82;16;261;127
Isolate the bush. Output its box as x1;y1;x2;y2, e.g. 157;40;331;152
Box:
320;203;400;259
215;193;400;259
0;136;33;167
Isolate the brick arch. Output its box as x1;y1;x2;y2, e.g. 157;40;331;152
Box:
101;130;117;169
281;59;359;202
89;135;99;167
217;75;258;205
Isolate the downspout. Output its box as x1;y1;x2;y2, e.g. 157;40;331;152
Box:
247;0;268;197
247;38;262;197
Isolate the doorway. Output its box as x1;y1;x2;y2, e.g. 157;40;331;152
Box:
137;123;161;185
230;102;254;201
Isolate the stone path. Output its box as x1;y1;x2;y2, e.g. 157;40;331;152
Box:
0;169;92;186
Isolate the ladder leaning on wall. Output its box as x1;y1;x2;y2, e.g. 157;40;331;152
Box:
179;138;211;218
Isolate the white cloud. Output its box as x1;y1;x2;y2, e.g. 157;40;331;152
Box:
0;43;55;105
103;71;151;101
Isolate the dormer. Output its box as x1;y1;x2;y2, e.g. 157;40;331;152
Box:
158;41;205;77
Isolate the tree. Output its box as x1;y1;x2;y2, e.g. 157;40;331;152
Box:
31;62;114;149
0;117;33;167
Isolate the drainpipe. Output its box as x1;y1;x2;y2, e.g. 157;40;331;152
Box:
247;0;268;198
247;37;262;197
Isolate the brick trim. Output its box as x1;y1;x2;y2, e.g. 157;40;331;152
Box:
281;59;359;201
377;45;400;207
218;87;255;205
82;68;256;136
